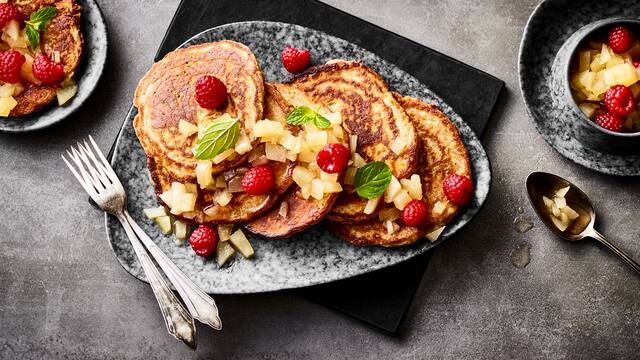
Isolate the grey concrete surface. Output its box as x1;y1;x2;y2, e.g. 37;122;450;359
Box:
1;0;640;359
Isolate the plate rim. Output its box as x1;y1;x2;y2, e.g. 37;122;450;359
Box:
105;20;493;294
0;0;108;133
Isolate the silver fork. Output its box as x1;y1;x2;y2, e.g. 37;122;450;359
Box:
62;136;222;348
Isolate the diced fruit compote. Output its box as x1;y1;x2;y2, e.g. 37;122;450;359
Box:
571;25;640;132
543;186;580;232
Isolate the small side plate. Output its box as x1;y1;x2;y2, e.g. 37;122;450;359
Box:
0;0;108;132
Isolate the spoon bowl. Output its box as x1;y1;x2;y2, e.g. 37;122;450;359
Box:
526;172;640;274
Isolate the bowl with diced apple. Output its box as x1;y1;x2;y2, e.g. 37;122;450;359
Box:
562;18;640;153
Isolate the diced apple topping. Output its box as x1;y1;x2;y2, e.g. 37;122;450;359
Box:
425;226;446;242
195;161;213;188
229;229;254;258
217;224;233;242
254;119;285;138
364;196;381;214
212;148;235;164
310;178;324;200
293;166;315;188
278;201;289;218
213;189;233;207
216;240;236;266
0;96;17;116
265;143;287;162
215;175;227;189
178;119;199;137
432;201;446;216
384;176;402;203
543;186;581;232
343;166;356;185
400;174;422;200
352;153;367;168
234;131;253;154
154;216;172;235
0;84;14;97
174;220;188;241
384;220;400;235
143;207;166;219
306;131;328;152
393;190;412;210
56;79;78;106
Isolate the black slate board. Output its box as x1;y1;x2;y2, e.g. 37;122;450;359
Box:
150;0;503;334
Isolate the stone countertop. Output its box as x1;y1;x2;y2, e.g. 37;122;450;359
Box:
1;0;639;359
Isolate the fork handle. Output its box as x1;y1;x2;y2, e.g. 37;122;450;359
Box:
116;216;197;349
124;210;222;330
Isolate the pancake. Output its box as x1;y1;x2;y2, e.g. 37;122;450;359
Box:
284;60;418;223
331;94;472;247
243;83;346;238
151;84;295;225
134;40;264;181
9;0;84;116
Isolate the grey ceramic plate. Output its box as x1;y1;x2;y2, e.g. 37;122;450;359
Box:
519;0;640;175
106;21;491;294
0;0;107;132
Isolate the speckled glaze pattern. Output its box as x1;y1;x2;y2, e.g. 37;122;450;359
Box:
519;0;640;176
106;21;491;294
0;0;107;133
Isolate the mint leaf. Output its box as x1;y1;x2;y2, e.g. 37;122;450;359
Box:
25;26;39;50
286;106;331;129
25;6;57;50
193;116;240;160
312;112;331;129
28;6;57;26
353;161;392;199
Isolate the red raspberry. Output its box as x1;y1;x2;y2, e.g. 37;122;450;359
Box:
608;26;634;54
316;143;350;174
281;46;310;73
0;50;25;83
32;54;64;84
594;112;623;132
401;200;429;227
604;85;636;116
194;75;227;109
443;174;473;206
188;225;217;257
242;165;275;195
0;4;21;29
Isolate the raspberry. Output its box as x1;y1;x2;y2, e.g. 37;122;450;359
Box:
401;200;429;227
0;50;25;83
442;174;473;206
604;85;636;116
0;4;21;29
32;54;64;84
194;75;227;109
316;143;350;174
281;46;310;73
608;26;633;54
188;225;217;257
594;112;623;132
242;165;275;195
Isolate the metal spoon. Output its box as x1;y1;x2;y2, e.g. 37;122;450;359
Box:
526;171;640;274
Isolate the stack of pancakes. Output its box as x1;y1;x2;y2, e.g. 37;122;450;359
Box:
134;40;471;247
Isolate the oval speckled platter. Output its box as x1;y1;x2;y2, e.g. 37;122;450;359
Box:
519;0;640;175
0;0;107;133
106;21;491;294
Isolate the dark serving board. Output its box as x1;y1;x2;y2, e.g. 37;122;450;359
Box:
130;0;503;335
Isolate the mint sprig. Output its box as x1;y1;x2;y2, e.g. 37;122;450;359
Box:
193;116;240;160
353;161;392;199
286;106;331;129
25;6;57;50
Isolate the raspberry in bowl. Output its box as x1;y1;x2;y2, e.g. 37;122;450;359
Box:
562;18;640;153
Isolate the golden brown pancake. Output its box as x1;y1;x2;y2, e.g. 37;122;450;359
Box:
331;95;472;247
9;0;83;116
151;84;295;225
134;40;264;181
284;60;418;223
243;83;347;238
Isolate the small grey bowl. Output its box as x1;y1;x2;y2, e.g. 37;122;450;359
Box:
552;17;640;154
